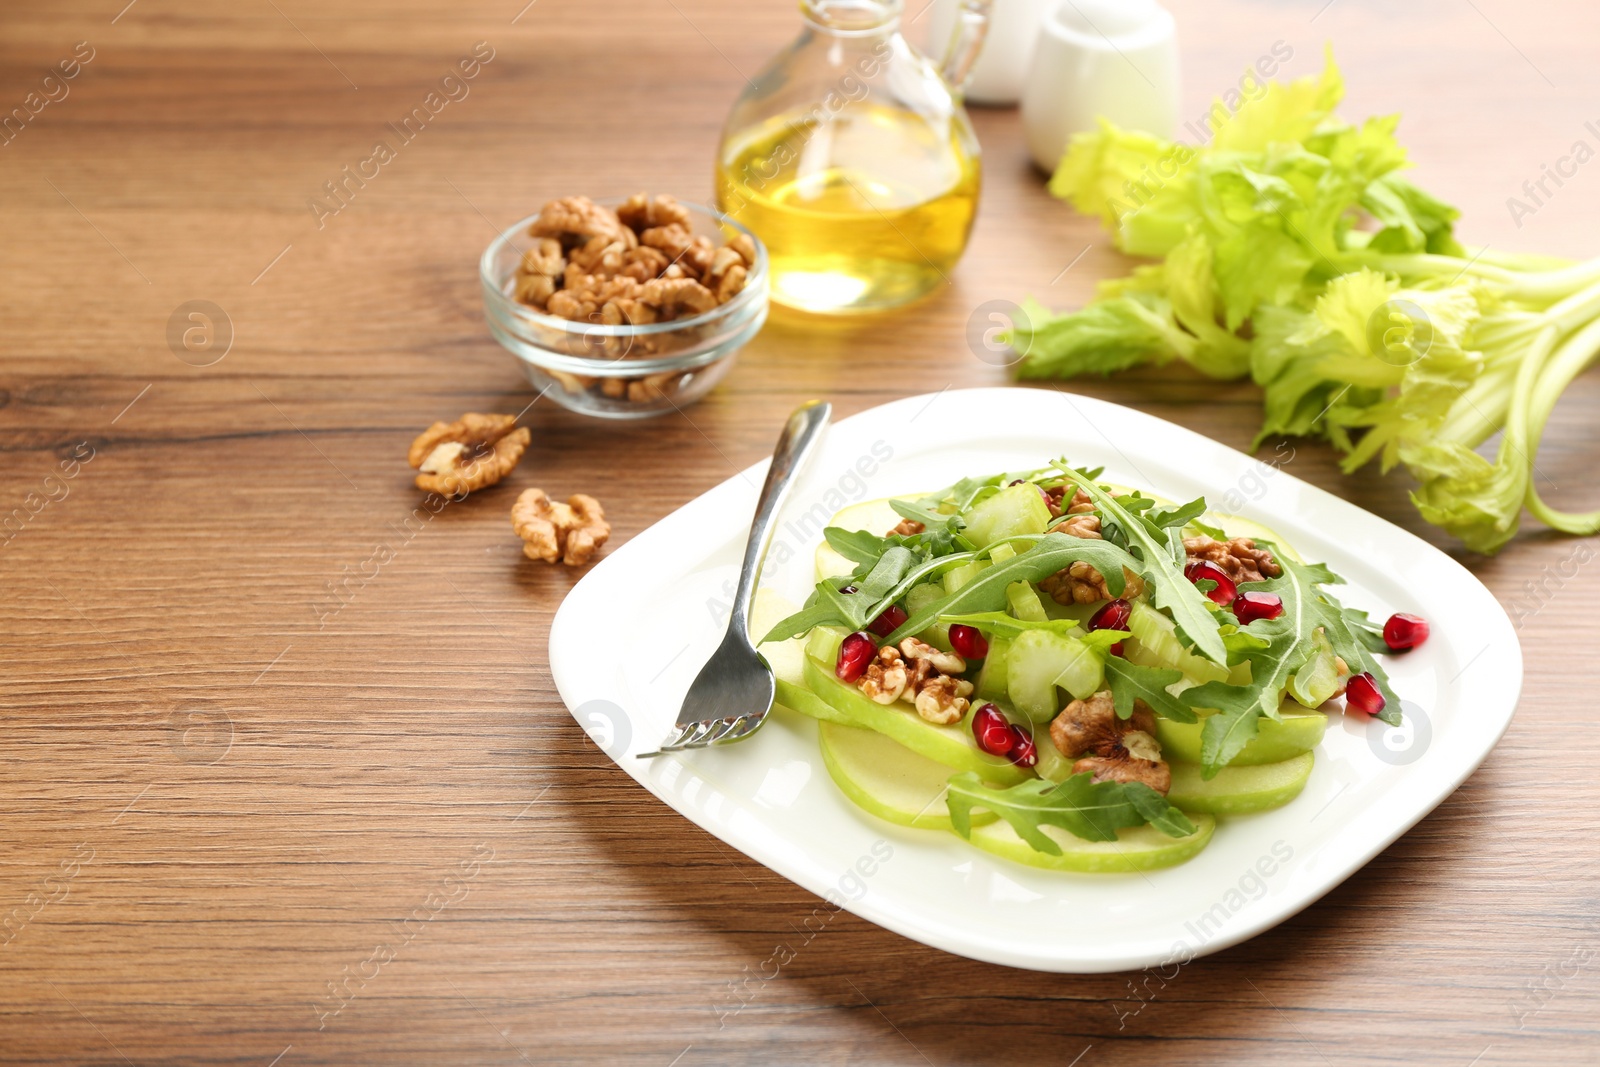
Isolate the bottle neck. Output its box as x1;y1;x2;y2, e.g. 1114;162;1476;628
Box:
800;0;902;35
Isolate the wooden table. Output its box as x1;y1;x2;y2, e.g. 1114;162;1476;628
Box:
2;0;1597;1062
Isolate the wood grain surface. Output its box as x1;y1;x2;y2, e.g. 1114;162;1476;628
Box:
1;0;1597;1063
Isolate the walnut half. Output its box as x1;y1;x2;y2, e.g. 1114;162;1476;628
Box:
855;639;974;724
408;413;530;496
1183;535;1281;584
1050;690;1171;795
512;488;610;566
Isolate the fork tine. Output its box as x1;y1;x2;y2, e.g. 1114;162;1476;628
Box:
700;717;744;745
721;715;761;743
635;722;703;759
637;714;759;759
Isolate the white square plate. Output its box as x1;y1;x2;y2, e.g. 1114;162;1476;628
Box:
548;388;1521;973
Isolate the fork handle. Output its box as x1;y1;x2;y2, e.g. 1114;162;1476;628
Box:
730;400;832;640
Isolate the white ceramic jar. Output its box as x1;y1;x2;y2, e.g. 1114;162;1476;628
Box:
1019;0;1180;172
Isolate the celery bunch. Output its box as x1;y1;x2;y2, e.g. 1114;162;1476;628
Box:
1009;52;1600;554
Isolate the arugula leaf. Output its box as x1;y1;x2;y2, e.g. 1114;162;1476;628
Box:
886;498;968;556
759;545;936;643
1125;785;1200;838
1103;657;1195;723
889;497;955;531
759;598;844;645
1146;497;1208;532
1178;551;1330;773
1222;627;1272;657
823;526;892;566
885;534;1136;644
937;611;1098;640
835;548;914;623
1317;586;1402;725
1197;701;1262;778
1181;544;1405;772
913;469;1053;514
945;771;1197;853
1058;468;1228;665
1326;593;1390;654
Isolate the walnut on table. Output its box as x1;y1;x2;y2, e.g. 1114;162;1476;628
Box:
511;488;610;566
407;413;530;497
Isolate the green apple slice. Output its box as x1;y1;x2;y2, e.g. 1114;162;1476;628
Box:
750;586;811;688
774;678;853;725
1165;752;1314;815
1155;709;1327;766
802;655;1031;785
819;721;996;831
962;814;1215;873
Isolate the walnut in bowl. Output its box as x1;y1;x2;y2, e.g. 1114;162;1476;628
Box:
480;194;769;419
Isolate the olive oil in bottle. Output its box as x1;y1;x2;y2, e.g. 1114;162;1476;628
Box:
716;103;980;314
712;0;989;315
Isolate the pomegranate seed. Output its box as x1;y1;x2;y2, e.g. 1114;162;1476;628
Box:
868;604;908;638
1087;598;1130;656
1383;612;1430;651
835;632;876;683
1088;598;1131;633
1184;560;1238;605
1232;591;1284;624
971;704;1014;757
1345;671;1386;716
1006;724;1038;768
948;624;989;659
838;585;858;595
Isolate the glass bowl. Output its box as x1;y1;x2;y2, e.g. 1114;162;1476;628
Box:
480;200;769;419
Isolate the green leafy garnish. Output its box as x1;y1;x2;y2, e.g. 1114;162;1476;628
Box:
823;526;892;566
1103;657;1195;723
761;542;977;643
884;533;1134;644
1008;49;1600;553
936;610;1126;647
1181;545;1401;775
946;771;1197;854
1057;468;1227;664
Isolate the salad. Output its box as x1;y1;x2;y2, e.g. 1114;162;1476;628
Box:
758;462;1430;872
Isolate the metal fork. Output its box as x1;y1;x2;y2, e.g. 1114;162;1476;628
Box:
637;399;832;758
